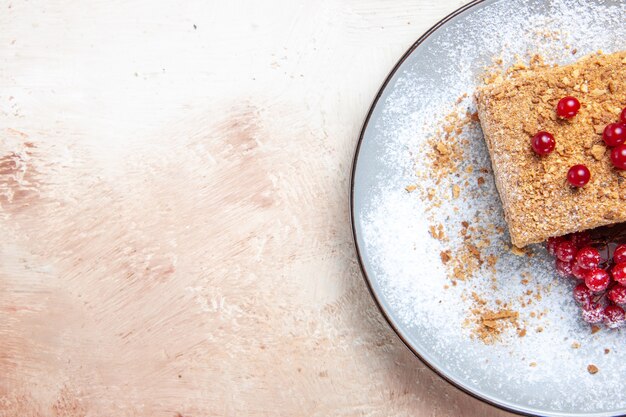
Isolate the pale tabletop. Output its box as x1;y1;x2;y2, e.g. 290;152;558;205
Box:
0;1;512;416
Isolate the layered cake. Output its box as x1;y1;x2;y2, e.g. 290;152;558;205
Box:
476;51;626;248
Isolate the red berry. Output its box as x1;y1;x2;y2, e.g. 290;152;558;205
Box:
603;123;626;147
604;305;626;328
610;145;626;170
531;131;556;155
567;164;591;187
614;245;626;264
555;241;577;262
556;96;581;118
612;263;626;285
570;231;592;249
547;236;566;255
574;283;593;304
556;259;573;277
576;247;600;270
608;285;626;304
572;262;589;280
585;268;610;292
582;302;605;324
621;108;626;124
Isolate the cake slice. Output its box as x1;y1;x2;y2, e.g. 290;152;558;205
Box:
475;51;626;248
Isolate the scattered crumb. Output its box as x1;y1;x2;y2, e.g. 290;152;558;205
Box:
529;361;537;367
427;188;436;200
467;244;481;259
591;325;601;334
472;308;519;344
440;251;451;263
604;348;610;354
429;224;446;241
472;292;487;305
452;184;461;199
571;342;580;349
405;184;417;193
587;364;599;375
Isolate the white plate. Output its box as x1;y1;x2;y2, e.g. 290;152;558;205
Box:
351;0;626;415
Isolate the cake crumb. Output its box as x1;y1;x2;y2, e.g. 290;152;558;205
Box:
436;142;449;155
591;325;601;334
604;348;610;354
405;184;417;193
529;361;537;367
471;292;487;305
452;184;461;199
472;308;519;344
510;246;526;256
590;145;607;161
467;244;481;259
440;250;451;263
429;224;446;240
571;342;580;349
587;364;599;375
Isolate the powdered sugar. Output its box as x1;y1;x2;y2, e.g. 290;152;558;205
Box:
353;0;626;414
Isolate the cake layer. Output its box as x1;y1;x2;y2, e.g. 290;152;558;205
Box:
476;51;626;247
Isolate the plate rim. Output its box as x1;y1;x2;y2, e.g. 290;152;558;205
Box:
350;1;552;416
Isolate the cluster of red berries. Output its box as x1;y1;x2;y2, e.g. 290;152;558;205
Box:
531;98;626;187
547;232;626;328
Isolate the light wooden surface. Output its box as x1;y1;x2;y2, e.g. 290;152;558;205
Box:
0;1;512;416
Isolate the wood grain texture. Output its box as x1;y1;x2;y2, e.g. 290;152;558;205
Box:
0;0;512;416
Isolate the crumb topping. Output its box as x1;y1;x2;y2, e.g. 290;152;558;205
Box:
476;51;626;247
